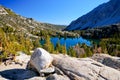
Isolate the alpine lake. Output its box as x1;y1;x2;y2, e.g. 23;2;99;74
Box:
40;37;100;49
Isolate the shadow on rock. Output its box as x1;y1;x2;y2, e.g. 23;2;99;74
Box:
0;69;38;80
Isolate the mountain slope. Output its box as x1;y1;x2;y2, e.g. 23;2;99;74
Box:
0;5;66;36
65;0;120;30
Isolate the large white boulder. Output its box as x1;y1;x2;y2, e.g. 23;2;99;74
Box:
28;48;53;74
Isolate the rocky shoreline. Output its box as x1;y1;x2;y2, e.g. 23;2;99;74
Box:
0;48;120;80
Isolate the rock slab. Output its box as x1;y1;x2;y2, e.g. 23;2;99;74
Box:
92;54;120;71
52;54;120;80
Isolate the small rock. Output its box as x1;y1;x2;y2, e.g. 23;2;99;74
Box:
46;73;70;80
40;65;55;74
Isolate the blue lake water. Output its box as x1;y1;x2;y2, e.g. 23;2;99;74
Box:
50;37;92;49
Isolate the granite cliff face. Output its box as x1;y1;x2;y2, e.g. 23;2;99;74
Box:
65;0;120;30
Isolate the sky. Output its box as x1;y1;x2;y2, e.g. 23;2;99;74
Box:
0;0;109;25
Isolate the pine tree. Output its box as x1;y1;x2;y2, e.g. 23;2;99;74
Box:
61;44;67;55
32;38;41;49
86;47;93;57
100;40;108;54
24;38;33;55
55;40;61;53
43;35;54;53
68;47;76;57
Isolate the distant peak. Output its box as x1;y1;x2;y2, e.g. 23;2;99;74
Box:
65;0;120;30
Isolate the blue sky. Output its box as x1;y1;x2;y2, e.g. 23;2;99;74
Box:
0;0;109;25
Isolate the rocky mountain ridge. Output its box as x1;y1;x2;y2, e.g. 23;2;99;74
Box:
65;0;120;30
0;5;66;37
